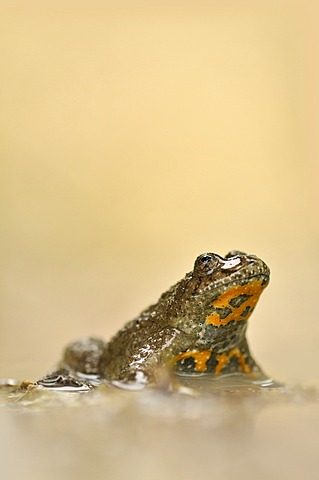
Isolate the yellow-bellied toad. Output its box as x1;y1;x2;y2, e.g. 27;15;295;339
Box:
38;251;270;387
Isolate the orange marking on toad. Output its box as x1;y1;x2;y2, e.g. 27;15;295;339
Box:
205;278;268;326
169;350;212;373
215;347;251;375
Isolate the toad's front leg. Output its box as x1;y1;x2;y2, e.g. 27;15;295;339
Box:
101;326;192;385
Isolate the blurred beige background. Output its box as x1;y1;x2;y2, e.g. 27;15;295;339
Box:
1;0;319;384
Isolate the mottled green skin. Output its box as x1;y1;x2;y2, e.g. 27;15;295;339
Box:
38;251;270;387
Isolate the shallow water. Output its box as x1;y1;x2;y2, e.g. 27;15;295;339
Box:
1;375;318;480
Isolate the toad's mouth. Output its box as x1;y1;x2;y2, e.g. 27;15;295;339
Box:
205;274;269;327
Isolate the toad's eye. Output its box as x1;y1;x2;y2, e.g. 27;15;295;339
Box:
200;255;213;263
194;253;220;276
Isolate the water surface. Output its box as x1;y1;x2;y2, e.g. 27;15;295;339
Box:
1;374;318;480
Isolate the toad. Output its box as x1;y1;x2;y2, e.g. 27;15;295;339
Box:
38;250;270;388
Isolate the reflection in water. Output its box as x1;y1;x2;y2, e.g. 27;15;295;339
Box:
1;374;319;480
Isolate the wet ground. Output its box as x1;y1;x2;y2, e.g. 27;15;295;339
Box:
1;374;318;480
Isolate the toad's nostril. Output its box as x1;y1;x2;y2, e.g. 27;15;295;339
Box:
225;250;247;259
